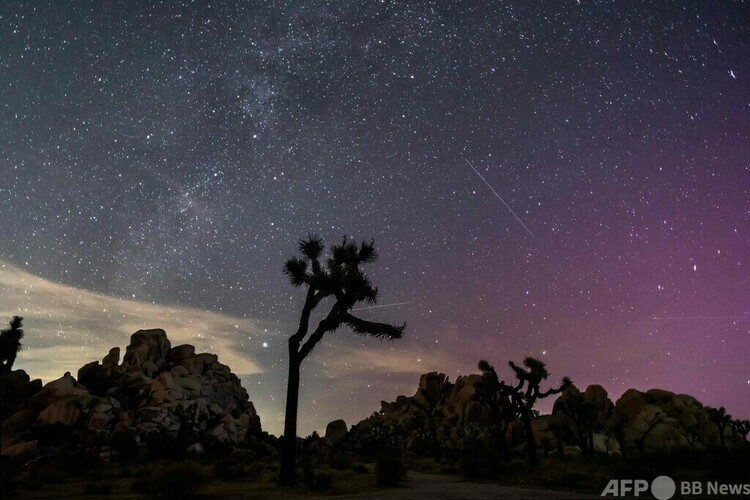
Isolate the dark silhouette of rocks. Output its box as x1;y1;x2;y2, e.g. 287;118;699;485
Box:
350;372;747;459
0;329;261;462
0;369;43;420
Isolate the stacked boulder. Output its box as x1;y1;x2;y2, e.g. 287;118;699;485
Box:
352;372;494;453
0;329;261;462
610;388;743;453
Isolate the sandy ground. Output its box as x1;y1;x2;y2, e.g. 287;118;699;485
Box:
336;470;600;499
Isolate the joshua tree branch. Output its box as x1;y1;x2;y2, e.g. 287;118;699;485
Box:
341;312;405;340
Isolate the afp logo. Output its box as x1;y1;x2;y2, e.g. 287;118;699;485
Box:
601;476;676;500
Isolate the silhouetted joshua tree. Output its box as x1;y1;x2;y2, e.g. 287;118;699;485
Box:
707;406;733;450
553;389;597;455
506;357;571;466
278;236;405;486
413;385;445;461
730;418;750;443
0;316;24;373
476;359;522;456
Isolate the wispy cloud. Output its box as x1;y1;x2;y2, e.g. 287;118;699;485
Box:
0;260;273;383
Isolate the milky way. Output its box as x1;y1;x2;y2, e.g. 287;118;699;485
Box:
1;1;748;435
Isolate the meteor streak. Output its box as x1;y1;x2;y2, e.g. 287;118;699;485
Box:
465;159;533;237
352;301;413;311
653;316;749;320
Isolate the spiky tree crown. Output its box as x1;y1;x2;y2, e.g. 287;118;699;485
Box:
284;236;380;309
283;235;404;342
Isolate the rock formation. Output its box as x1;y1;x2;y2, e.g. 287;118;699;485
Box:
0;329;261;462
349;372;746;458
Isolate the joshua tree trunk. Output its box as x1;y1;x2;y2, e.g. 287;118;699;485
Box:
428;413;441;461
279;349;301;486
522;412;538;466
497;422;510;456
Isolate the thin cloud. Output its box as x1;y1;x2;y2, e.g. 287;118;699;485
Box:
0;260;271;383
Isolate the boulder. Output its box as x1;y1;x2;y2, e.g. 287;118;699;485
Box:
615;389;647;421
36;397;83;426
0;370;43;418
592;433;621;456
45;372;90;398
102;347;120;370
122;329;171;371
168;344;195;363
1;439;38;461
325;419;348;446
2;409;38;434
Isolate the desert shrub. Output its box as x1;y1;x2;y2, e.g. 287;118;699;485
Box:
214;457;255;480
329;451;354;470
150;462;205;498
129;475;149;493
87;469;104;482
83;480;112;495
352;463;369;473
459;455;481;478
110;429;139;460
143;431;185;459
246;461;265;480
313;472;333;491
303;431;320;448
558;470;589;488
300;459;334;491
302;458;316;489
116;467;132;478
356;418;404;457
439;464;459;474
376;453;405;486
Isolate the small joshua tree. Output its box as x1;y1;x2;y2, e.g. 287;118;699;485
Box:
476;360;521;456
0;316;24;373
730;418;750;443
707;406;733;450
507;357;571;465
553;388;597;455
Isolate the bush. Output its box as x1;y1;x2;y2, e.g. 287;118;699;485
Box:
246;461;265;480
459;455;481;478
150;462;206;498
214;458;242;480
313;472;333;491
110;429;139;460
83;481;112;495
352;463;369;473
330;451;354;470
376;453;405;487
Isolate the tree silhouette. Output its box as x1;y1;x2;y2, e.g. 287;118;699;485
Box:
553;388;597;455
476;360;521;456
412;382;447;461
730;418;750;443
278;236;405;486
0;316;24;373
707;406;732;450
506;357;571;466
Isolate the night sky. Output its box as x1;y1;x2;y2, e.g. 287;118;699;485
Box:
1;1;748;436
